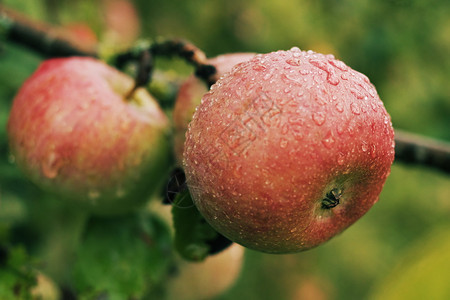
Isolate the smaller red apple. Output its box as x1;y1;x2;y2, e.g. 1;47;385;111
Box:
173;53;256;164
7;57;170;215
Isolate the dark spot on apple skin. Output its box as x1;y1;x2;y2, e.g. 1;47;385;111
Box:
321;188;342;209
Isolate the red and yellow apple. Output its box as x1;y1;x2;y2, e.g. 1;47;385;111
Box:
173;53;256;164
7;57;170;215
183;48;395;253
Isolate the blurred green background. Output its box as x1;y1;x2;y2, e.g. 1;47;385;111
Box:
0;0;449;299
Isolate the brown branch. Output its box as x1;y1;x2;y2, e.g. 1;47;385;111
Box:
395;129;450;174
0;5;97;58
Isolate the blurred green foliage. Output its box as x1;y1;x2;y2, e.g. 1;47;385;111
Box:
1;0;449;299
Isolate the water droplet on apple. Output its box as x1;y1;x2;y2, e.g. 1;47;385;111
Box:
233;165;243;178
322;132;335;149
347;125;355;136
263;72;273;80
370;102;378;112
286;57;301;67
341;73;349;80
361;141;368;152
312;112;326;126
329;59;348;72
350;103;361;115
41;152;60;179
335;102;344;113
327;76;340;86
252;64;266;72
370;144;377;158
337;152;345;165
336;124;345;135
350;88;364;100
279;138;288;148
300;69;309;75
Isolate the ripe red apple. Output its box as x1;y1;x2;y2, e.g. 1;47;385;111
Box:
7;57;170;215
183;48;395;253
173;53;256;164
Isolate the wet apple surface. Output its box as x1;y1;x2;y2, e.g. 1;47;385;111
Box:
7;57;171;215
184;48;395;253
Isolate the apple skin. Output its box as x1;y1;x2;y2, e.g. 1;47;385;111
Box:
166;243;244;300
173;53;256;165
7;57;170;215
183;48;395;253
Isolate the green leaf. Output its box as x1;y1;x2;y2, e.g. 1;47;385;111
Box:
0;245;37;300
172;190;220;262
72;212;173;299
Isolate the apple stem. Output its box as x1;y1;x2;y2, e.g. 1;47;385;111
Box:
125;49;153;100
321;188;342;209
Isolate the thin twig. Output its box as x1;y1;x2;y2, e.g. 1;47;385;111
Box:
395;129;450;174
0;5;97;58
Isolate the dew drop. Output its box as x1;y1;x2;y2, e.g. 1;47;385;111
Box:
350;88;365;100
288;115;304;126
329;59;348;71
252;64;266;72
350;103;361;115
370;102;378;112
290;46;301;52
341;73;349;80
293;131;304;141
348;125;355;136
361;141;368;152
41;152;60;179
312;112;326;126
286;59;301;66
322;132;335;149
335;102;344;113
263;72;273;80
327;75;340;86
233;165;243;178
281;124;289;134
336;124;345;135
279;138;288;148
300;69;309;75
337;152;345;165
370;144;377;159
